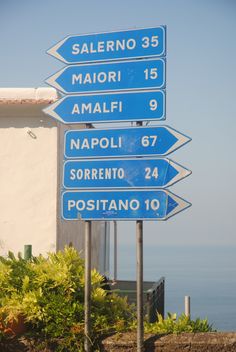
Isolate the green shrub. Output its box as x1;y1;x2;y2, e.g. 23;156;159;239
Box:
0;247;134;351
0;248;214;351
144;312;214;334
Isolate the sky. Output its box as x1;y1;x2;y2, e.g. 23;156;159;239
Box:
1;0;236;248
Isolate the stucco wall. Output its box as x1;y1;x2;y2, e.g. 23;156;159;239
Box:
0;88;110;273
0;102;58;256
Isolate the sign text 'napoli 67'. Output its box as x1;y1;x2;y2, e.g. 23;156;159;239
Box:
47;26;166;64
64;126;191;159
62;189;191;221
43;90;165;124
46;58;165;94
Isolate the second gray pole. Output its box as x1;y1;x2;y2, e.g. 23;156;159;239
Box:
84;220;92;352
185;296;191;318
136;220;144;352
113;221;118;281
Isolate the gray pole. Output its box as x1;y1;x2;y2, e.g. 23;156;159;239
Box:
185;296;191;318
136;120;144;352
113;221;117;281
84;221;92;352
136;220;144;352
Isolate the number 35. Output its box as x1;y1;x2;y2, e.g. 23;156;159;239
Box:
142;36;159;48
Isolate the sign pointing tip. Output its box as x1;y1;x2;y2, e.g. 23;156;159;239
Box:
165;192;192;220
47;37;69;63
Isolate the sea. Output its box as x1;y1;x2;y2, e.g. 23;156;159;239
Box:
112;245;236;331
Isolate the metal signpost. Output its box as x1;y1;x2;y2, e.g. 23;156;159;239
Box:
135;120;144;352
64;126;191;158
45;26;191;352
84;221;91;352
43;90;166;124
113;221;118;281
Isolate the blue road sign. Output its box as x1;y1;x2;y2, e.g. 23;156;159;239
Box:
46;58;165;94
43;90;165;124
64;126;191;159
63;158;191;190
61;189;191;221
47;27;166;64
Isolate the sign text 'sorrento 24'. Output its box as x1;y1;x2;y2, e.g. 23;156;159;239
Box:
43;90;165;124
45;58;165;94
63;158;191;189
64;126;191;158
47;26;166;64
62;189;191;221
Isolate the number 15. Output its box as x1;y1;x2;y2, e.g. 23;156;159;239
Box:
144;68;158;80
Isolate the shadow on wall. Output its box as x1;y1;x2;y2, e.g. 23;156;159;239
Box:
0;104;58;128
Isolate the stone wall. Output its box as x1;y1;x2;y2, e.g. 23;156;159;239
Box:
101;332;236;352
1;332;236;351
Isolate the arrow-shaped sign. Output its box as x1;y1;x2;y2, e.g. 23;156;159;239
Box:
43;90;165;124
64;126;191;159
45;58;165;94
63;158;191;189
61;189;191;221
47;27;166;64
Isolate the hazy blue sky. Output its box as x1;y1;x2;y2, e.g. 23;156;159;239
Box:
1;0;236;247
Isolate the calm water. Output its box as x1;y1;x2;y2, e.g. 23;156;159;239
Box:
112;245;236;331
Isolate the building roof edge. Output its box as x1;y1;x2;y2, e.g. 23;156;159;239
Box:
0;88;58;104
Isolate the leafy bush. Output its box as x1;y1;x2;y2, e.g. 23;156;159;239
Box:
0;248;214;351
0;247;134;351
0;330;5;342
144;312;214;334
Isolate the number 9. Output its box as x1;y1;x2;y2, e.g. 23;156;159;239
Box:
149;99;158;111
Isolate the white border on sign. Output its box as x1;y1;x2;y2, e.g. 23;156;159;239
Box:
63;125;191;159
45;58;166;94
47;26;166;64
43;89;166;124
62;157;191;190
61;189;191;221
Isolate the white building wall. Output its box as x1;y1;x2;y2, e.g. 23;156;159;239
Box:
0;88;110;274
0;88;58;256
